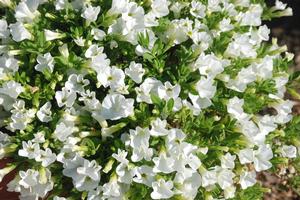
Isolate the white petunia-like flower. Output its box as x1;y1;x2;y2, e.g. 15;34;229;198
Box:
150;118;169;136
85;44;104;58
74;159;102;191
91;28;106;41
133;165;155;187
196;77;216;99
9;22;32;42
18;141;41;159
112;149;129;164
55;87;77;108
220;152;236;169
157;81;181;101
190;0;206;18
100;94;134;120
16;168;54;198
35;148;56;167
0;19;10;39
65;74;90;94
54;120;76;142
239;170;256;189
238;4;263;26
37;102;52;122
74;36;85;46
0;80;24;99
153;153;175;173
280;145;297;158
15;0;40;23
151;179;174;199
125;61;145;84
151;0;170;18
81;5;101;23
253;145;273;172
35;53;55;73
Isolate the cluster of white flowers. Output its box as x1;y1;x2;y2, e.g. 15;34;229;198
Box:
0;0;298;199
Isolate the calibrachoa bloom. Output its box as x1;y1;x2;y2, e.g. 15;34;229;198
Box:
0;0;299;200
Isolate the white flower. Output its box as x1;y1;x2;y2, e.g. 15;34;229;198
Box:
100;94;134;120
224;185;236;199
225;65;256;92
18;141;40;159
174;169;202;199
196;77;216;99
125;61;145;84
97;66;125;90
221;153;236;169
131;145;153;162
81;5;101;23
216;167;235;189
32;131;45;143
54;0;67;10
239;170;256;189
75;159;102;191
273;100;294;124
116;163;134;184
0;80;24;99
225;33;257;58
151;0;170;18
133;165;155;187
238;4;263;26
0;55;19;79
280;145;297;158
58;44;69;58
44;29;64;41
35;53;55;73
153;153;175;173
85;44;103;58
253;145;273;172
186;93;212;115
219;18;234;32
238;148;254;164
150;118;169;136
54;121;76;142
8;100;36;131
227;97;249;121
35;148;56;167
9;22;32;42
275;0;287;10
91;28;106;41
79;90;101;111
136;77;162;104
158;81;181;101
190;0;206;18
37;102;52;122
151;179;174;199
102;177;121;198
112;149;129;164
74;37;85;46
65;74;90;94
201;169;217;187
15;0;40;23
18;168;53;198
194;53;229;78
55;87;77;108
0;19;10;39
129;126;150;148
19;169;39;188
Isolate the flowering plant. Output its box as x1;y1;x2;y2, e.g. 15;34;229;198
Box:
0;0;299;199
